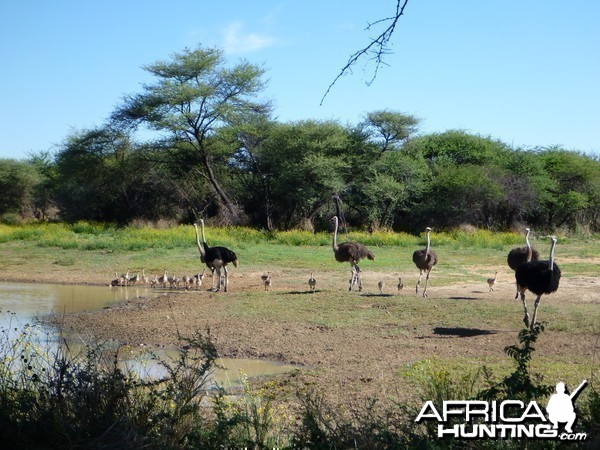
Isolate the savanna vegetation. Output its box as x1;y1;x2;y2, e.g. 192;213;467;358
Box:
1;41;599;448
1;45;598;232
0;223;599;448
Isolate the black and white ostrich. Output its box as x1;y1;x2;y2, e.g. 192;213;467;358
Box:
412;227;438;297
331;216;374;291
507;227;540;299
515;236;561;329
192;220;239;292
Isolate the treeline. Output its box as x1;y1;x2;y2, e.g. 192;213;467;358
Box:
1;45;599;232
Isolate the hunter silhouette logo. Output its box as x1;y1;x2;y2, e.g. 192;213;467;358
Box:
546;380;587;433
415;379;588;441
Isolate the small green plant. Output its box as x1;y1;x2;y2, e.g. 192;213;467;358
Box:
479;323;553;403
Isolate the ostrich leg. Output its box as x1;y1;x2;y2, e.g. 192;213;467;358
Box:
356;265;363;292
209;268;216;290
530;295;542;330
349;265;357;291
520;291;530;328
423;269;432;297
223;266;229;292
214;266;222;292
416;270;424;295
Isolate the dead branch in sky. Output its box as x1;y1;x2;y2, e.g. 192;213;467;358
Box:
320;0;410;106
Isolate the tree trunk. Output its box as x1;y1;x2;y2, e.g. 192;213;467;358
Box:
201;155;242;225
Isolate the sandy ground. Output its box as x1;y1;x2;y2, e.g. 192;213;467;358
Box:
29;270;600;406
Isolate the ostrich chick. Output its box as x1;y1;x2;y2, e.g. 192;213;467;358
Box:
262;272;272;291
308;272;316;292
397;277;404;293
378;280;385;294
487;272;498;292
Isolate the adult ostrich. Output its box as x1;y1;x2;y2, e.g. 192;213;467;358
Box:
412;227;438;297
331;216;374;292
193;220;239;292
507;228;540;299
515;236;561;329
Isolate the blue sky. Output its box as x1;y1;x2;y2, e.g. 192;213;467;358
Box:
1;1;599;160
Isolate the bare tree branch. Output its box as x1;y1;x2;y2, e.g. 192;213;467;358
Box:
320;0;410;105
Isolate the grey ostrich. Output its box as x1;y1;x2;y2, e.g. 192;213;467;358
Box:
515;236;561;329
412;227;438;297
193;220;239;292
487;271;498;292
308;272;316;292
397;277;404;293
261;272;272;291
331;216;374;291
507;228;540;299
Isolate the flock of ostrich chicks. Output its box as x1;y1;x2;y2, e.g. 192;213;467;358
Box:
111;218;561;330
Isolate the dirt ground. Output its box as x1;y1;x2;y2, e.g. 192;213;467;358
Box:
29;269;600;406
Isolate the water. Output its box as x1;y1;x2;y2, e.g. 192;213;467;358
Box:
0;281;164;317
0;282;297;384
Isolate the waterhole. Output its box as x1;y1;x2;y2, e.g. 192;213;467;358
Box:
0;282;297;385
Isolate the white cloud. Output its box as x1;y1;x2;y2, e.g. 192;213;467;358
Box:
222;21;275;54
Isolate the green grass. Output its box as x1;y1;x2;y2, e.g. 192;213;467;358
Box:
0;221;566;252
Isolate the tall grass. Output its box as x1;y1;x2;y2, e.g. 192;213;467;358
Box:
0;222;530;252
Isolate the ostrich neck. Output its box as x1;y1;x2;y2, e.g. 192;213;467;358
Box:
332;218;339;252
200;221;207;244
425;231;431;255
525;230;532;261
549;240;556;271
194;224;206;257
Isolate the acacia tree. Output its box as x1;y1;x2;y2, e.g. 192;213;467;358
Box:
112;45;270;224
231;120;351;230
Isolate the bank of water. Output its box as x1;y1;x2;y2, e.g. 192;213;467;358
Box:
0;282;297;387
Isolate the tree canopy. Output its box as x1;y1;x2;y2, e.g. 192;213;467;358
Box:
3;43;599;233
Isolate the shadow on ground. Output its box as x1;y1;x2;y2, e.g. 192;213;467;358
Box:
433;327;497;337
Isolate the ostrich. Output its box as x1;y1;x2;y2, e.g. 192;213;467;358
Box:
182;275;192;290
168;275;181;289
308;272;316;292
507;228;540;299
378;280;385;294
397;277;404;293
193;220;239;292
262;272;272;291
331;216;374;292
412;227;438;297
487;272;498;292
129;272;140;286
157;269;168;289
110;273;122;287
120;268;131;286
515;236;561;329
192;270;206;290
